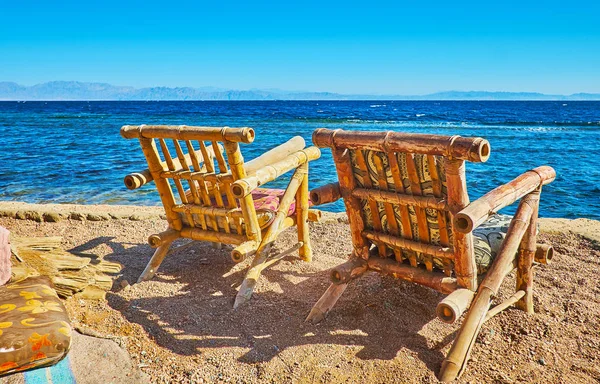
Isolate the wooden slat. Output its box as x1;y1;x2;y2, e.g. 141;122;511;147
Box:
405;153;433;271
372;153;401;261
428;155;452;276
212;141;228;173
159;139;187;203
353;149;386;257
388;152;417;266
185;140;209;230
198;141;215;173
363;230;454;259
351;188;447;210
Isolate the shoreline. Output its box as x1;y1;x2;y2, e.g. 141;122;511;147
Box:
0;200;597;243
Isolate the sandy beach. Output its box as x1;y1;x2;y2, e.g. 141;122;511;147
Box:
0;201;598;383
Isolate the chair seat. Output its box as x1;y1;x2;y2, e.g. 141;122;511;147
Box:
473;214;514;274
184;188;308;231
0;276;72;376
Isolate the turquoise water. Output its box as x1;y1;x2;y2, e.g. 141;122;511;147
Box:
0;101;599;219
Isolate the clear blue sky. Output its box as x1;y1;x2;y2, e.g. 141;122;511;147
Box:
1;1;599;94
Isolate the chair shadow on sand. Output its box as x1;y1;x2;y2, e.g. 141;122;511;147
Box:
70;234;459;374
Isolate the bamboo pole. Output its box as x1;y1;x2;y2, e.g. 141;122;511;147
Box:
331;148;370;259
454;166;556;233
310;182;341;205
439;193;536;382
367;257;458;294
231;147;321;198
234;167;306;309
535;243;553;264
351;188;448;211
312;128;491;163
353;149;386;257
231;240;259;263
137;240;174;283
387;150;416;265
224;141;262;244
308;209;322;222
372;152;402;261
179;227;246;244
363;230;454;260
123;144;224;190
137;138;183;230
516;187;540;313
330;257;368;284
305;283;348;324
148;228;181;248
483;290;526;322
243;136;306;173
445;159;476;291
436;289;475;324
121;125;255;143
296;163;312;261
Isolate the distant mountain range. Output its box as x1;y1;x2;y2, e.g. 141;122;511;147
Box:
1;81;599;101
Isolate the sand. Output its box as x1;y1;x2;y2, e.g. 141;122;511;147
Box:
0;201;598;383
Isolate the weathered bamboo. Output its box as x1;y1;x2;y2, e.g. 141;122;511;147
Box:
445;159;476;291
330;257;368;284
121;125;255;143
224;141;262;244
483;290;526;323
231;147;321;198
312;128;491;163
329;148;370;259
308;209;322;222
372;152;402;261
231;240;259;263
244;136;306;172
436;289;475;324
535;243;553;264
454;166;556;233
439;194;535;382
296;163;312;261
180;227;246;244
387;150;416;265
367;257;458;294
363;230;454;260
310;182;341;205
124;171;153;190
305;283;348;324
148;228;181;248
516;188;540;313
137;138;183;230
234;166;306;308
124;144;224;190
353;149;386;257
352;188;448;211
137;240;174;283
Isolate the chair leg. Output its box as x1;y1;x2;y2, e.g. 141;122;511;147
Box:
296;168;312;262
438;288;493;382
233;242;302;309
305;283;348;323
137;240;175;283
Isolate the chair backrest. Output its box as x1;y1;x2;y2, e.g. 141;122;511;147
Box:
313;128;491;290
121;125;262;244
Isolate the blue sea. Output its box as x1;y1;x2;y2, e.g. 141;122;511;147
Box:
1;101;599;219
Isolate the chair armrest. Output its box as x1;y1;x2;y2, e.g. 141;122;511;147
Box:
309;182;341;205
454;166;556;233
231;146;321;198
244;136;306;175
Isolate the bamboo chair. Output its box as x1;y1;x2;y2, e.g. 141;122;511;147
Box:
305;128;556;381
121;125;321;308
